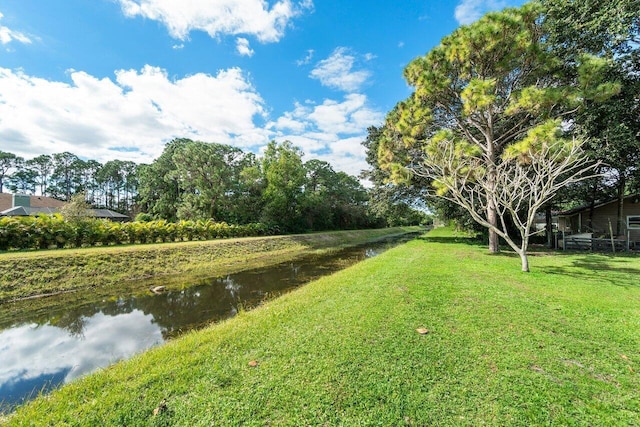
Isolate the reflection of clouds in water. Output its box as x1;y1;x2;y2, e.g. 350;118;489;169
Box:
0;310;163;400
222;275;241;298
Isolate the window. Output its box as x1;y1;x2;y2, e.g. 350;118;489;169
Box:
627;216;640;229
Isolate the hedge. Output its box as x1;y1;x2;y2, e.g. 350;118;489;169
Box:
0;214;274;251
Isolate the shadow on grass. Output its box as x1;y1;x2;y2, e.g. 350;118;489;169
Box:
417;235;486;247
420;229;640;287
539;253;640;288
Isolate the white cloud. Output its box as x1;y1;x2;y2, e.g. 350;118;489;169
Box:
0;40;380;179
269;94;384;176
0;66;268;163
236;37;254;57
272;95;382;138
0;11;32;46
272;108;307;132
0;65;384;175
0;64;379;177
296;49;314;66
454;0;507;25
117;0;312;43
315;136;369;177
309;94;380;134
310;47;371;93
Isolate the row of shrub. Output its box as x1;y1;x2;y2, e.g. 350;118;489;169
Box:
0;214;275;251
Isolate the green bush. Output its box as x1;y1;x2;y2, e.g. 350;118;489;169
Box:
134;212;154;222
0;215;274;251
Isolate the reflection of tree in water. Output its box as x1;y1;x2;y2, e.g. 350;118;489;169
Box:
3;236;416;341
135;273;266;339
222;275;241;299
128;257;361;339
49;314;88;339
365;248;378;258
44;298;142;337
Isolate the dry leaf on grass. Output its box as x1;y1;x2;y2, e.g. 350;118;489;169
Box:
416;328;429;335
153;399;167;416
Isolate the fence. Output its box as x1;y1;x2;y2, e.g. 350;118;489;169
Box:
559;232;630;252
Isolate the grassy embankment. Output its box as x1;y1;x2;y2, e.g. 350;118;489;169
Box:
0;227;420;303
4;227;640;425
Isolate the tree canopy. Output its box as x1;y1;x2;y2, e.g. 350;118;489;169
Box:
540;0;640;234
378;3;620;270
0;138;425;232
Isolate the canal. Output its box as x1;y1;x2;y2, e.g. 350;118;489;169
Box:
0;233;417;412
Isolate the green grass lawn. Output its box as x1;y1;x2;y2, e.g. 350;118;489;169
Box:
3;227;639;426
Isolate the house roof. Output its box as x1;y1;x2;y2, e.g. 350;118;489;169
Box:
0;207;61;216
90;209;129;219
0;193;66;211
558;194;640;217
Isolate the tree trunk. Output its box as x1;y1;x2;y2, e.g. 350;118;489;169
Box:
488;205;500;253
545;204;554;248
210;196;217;220
616;175;625;236
487;142;500;253
520;251;530;272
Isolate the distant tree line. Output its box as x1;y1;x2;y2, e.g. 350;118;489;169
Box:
136;138;425;232
0;150;138;213
0;139;427;233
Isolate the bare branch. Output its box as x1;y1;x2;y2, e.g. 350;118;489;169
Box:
412;137;602;271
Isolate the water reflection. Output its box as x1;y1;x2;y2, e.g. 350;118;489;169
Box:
0;234;415;412
0;311;163;411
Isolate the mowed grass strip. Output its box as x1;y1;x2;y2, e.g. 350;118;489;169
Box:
3;228;640;426
0;227;419;303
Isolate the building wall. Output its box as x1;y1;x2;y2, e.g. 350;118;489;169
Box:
29;195;66;209
561;199;640;238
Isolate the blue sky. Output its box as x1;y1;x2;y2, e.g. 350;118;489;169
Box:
0;0;523;177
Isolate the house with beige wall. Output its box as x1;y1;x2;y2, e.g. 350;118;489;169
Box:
557;194;640;248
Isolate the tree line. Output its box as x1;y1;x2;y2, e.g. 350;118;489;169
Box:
0;139;427;233
137;138;400;232
0;151;138;213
